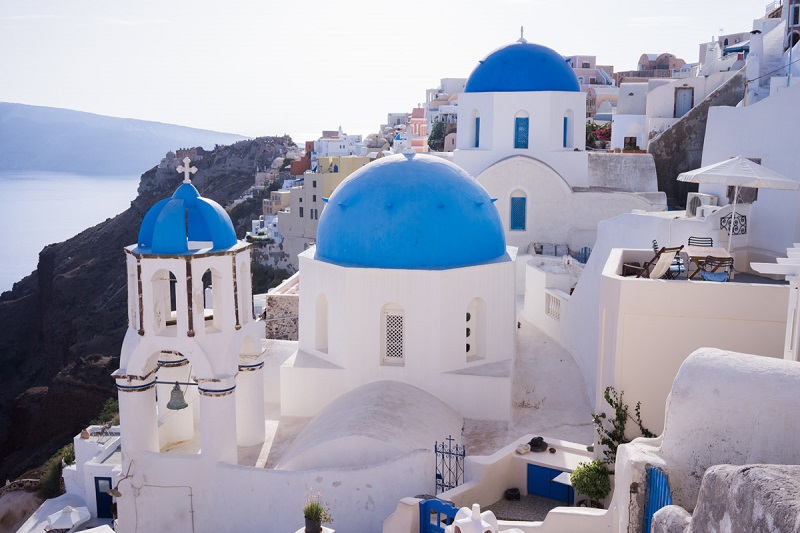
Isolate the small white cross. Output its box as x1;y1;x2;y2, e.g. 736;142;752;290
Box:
177;157;197;184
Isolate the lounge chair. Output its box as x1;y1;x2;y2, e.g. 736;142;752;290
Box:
691;256;734;282
653;239;685;277
625;246;685;280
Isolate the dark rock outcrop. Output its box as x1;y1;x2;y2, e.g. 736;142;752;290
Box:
0;136;293;480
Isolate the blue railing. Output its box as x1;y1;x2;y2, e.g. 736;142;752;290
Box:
419;499;458;533
643;466;673;533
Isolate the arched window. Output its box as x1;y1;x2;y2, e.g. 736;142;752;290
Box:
381;303;405;365
466;298;486;362
514;111;529;149
202;268;224;331
563;110;574;148
577;76;584;85
152;269;178;333
316;293;328;353
510;190;527;231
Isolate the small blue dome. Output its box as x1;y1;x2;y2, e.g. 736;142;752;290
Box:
137;183;237;254
465;41;580;93
316;153;506;269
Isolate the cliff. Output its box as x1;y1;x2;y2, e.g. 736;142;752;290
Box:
0;136;294;480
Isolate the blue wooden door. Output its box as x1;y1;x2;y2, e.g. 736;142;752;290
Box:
94;476;114;519
527;464;572;503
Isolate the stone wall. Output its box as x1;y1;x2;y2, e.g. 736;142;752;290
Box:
265;292;298;340
647;70;745;207
587;152;658;192
653;464;800;533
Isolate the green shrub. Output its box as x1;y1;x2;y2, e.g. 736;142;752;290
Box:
570;460;611;504
592;386;654;465
91;398;119;426
38;443;75;498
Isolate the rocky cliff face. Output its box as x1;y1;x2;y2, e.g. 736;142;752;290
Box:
0;136;293;480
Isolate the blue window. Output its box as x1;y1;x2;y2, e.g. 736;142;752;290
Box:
510;197;526;230
474;117;480;148
563;117;568;148
514;117;529;149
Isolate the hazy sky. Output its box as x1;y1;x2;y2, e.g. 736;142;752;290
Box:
1;0;764;142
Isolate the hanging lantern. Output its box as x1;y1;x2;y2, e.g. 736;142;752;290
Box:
166;382;188;410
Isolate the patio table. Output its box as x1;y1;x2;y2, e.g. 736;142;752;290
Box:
684;246;732;279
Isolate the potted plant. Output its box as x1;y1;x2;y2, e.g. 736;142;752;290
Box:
303;490;333;533
570;460;611;508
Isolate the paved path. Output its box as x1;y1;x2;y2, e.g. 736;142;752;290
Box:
463;307;594;455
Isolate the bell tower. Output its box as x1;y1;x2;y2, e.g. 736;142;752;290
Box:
113;157;266;469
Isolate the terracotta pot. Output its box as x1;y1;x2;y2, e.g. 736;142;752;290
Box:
305;517;322;533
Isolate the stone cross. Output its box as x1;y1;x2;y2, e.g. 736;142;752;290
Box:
518;26;527;44
177;157;197;184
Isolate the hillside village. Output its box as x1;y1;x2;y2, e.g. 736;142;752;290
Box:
8;2;800;533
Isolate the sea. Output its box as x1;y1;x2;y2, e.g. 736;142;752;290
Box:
0;171;141;293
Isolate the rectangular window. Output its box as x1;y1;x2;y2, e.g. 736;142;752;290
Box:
474;117;480;148
313;195;317;202
514;117;529;149
581;62;590;68
313;180;317;188
299;207;304;218
510;197;526;230
384;313;404;362
563;117;568;148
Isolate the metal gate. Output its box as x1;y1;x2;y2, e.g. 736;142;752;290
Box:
435;435;465;494
419;498;458;533
643;466;673;533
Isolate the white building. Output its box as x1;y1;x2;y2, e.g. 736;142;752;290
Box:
453;37;665;253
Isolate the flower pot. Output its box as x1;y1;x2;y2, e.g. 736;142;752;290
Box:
305;518;322;533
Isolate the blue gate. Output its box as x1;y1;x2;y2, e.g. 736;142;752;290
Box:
435;435;465;494
419;498;458;533
643;466;673;533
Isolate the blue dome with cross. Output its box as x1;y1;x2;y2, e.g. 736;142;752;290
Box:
136;161;237;254
315;153;506;269
465;39;580;93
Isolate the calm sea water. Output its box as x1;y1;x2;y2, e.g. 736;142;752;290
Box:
0;171;140;293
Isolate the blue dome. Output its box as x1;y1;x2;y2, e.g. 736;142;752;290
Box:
316;153;506;269
465;41;580;93
137;182;237;254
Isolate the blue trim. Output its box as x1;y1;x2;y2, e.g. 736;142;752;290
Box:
563;116;568;148
419;499;458;533
510;197;526;230
116;381;156;391
514;117;529;149
474;117;480;148
198;384;236;395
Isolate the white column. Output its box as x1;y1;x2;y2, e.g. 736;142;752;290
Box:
115;375;158;455
155;355;194;445
199;378;238;464
236;362;266;446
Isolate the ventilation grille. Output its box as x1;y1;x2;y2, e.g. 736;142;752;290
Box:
385;314;404;360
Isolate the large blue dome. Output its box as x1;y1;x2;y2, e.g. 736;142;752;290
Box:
137;182;237;254
316;153;506;270
465;40;580;93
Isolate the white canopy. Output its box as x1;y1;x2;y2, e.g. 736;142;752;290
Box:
46;505;90;530
678;157;800;251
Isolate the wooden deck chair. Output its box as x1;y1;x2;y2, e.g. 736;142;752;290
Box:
625;246;684;279
695;256;734;282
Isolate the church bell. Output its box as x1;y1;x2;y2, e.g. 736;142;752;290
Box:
166;382;188;410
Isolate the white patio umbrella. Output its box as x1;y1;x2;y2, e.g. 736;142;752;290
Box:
678;156;800;252
46;505;91;530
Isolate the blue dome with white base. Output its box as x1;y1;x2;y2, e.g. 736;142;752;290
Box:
137;182;237;254
315;153;506;270
465;40;580;93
